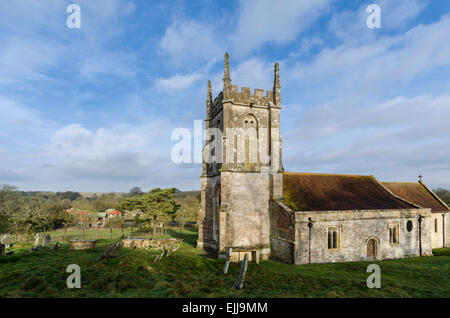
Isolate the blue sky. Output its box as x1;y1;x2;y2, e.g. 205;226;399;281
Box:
1;0;450;192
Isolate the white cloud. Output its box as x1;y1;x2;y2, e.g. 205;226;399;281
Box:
154;73;202;92
287;14;450;101
159;19;223;67
0;37;61;83
231;0;334;56
78;52;137;80
283;93;450;187
327;0;429;43
378;0;429;29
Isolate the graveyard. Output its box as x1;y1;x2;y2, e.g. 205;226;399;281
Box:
0;227;449;298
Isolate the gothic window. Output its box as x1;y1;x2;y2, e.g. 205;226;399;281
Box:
389;224;399;245
243;114;257;129
242;114;258;165
327;227;340;250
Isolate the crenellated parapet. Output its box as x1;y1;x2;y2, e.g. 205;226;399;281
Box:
207;53;281;120
227;85;275;107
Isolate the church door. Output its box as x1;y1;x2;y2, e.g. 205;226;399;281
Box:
367;239;377;258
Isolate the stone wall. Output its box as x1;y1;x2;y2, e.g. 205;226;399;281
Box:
445;212;450;247
219;172;276;259
293;208;433;265
269;200;295;263
197;174;220;251
431;212;445;248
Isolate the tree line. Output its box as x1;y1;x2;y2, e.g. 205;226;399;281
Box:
0;185;200;239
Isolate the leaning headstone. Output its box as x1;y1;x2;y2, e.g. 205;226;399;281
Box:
34;234;40;246
51;241;59;250
223;248;233;274
43;234;51;247
235;253;249;289
0;243;5;256
152;249;166;264
165;244;174;257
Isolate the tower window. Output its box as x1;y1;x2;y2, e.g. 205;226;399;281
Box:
243;114;257;129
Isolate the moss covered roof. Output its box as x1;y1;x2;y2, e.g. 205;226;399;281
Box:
382;182;449;213
283;172;416;212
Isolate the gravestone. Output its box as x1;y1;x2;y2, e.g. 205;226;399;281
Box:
51;241;59;250
34;234;40;246
6;251;14;256
1;234;12;249
235;253;249;289
165;244;174;257
223;248;233;274
0;243;5;256
152;249;166;264
43;234;51;247
101;242;123;260
31;245;39;252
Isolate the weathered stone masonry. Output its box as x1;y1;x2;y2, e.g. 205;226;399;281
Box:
197;53;283;260
197;53;441;265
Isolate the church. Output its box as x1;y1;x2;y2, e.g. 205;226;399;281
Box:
197;53;449;265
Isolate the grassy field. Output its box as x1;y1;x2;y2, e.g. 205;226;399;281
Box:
0;228;449;298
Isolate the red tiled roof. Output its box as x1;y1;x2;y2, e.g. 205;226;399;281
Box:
283;172;416;212
382;182;449;213
107;210;121;215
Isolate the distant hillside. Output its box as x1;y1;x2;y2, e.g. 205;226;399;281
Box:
80;192;125;198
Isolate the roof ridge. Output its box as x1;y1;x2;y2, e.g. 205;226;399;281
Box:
377;180;421;209
418;181;450;211
284;172;373;178
382;181;418;185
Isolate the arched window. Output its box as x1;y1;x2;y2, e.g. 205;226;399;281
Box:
243;114;257;129
328;231;332;249
242;114;258;165
389;224;399;245
327;227;339;250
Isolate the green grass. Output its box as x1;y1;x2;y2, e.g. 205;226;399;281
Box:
0;228;449;298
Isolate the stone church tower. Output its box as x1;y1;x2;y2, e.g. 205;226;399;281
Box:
197;53;283;260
